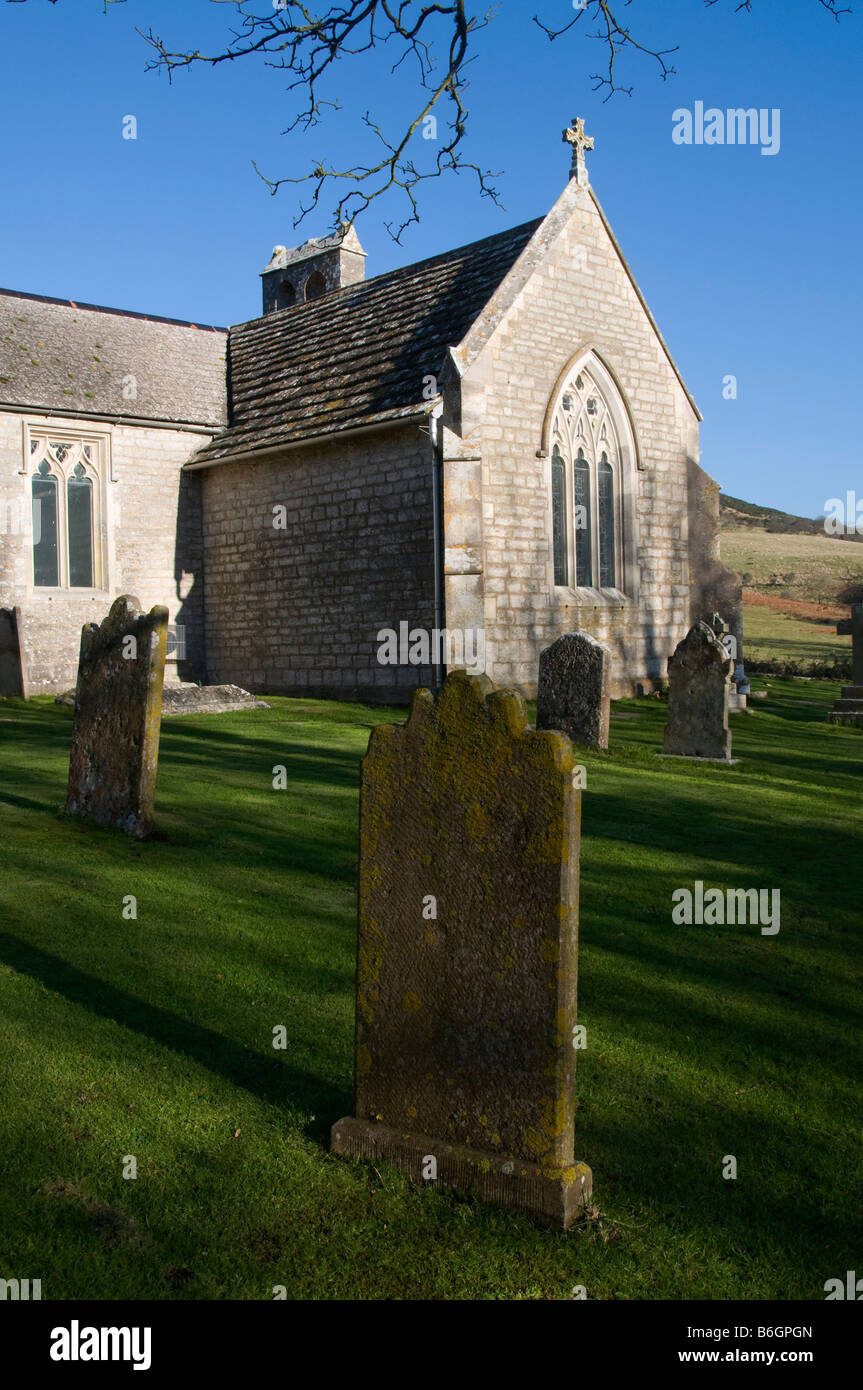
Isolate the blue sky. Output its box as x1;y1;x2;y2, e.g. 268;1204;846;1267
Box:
0;0;859;516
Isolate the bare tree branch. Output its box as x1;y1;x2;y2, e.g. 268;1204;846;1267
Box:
6;0;853;231
139;1;504;241
534;0;851;96
533;1;678;99
5;0;126;9
703;0;850;14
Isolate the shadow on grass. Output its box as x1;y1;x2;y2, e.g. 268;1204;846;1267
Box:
0;933;351;1145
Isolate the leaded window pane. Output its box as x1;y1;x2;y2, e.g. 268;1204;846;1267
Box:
599;453;615;587
551;446;568;585
67;465;94;587
575;450;592;585
33;471;58;586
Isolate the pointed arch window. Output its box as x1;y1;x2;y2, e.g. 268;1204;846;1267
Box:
32;459;59;587
551;444;568;585
67;463;94;587
574;448;592;584
548;366;622;591
28;432;106;589
598;452;615;588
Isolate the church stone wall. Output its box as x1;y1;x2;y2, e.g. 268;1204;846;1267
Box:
201;424;436;702
460;190;700;698
0;409;207;694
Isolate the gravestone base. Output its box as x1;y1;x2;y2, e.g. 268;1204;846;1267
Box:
332;1118;592;1230
657;753;740;765
727;691;748;712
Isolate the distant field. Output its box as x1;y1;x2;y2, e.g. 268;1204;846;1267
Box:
721;527;863;603
743;602;851;666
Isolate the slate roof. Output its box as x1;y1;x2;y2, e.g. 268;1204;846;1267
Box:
191;218;543;465
0;289;227;427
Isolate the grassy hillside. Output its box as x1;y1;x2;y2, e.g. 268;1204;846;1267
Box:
721;528;863;605
720;492;862;543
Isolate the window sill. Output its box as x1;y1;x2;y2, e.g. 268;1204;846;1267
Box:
28;587;110;598
553;586;628;608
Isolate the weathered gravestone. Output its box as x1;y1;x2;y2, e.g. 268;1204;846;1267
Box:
65;595;168;837
663;619;734;760
536;632;611;749
331;669;593;1230
0;606;26;698
828;602;863;728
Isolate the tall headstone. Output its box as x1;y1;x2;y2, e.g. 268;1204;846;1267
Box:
66;595;169;837
663;619;733;760
0;606;26;697
828;602;863;728
537;632;611;749
332;670;592;1230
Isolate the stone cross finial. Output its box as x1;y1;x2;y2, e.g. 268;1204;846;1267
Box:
563;116;594;186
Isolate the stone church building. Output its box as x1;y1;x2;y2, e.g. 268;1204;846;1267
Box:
0;124;734;702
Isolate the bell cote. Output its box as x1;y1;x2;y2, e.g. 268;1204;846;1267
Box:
260;224;366;314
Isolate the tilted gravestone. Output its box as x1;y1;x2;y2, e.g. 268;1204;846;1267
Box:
828;602;863;727
332;669;592;1230
66;595;169;837
536;632;611;749
663;619;734;760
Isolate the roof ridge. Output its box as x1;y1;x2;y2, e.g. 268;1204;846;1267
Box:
0;286;227;334
230;216;544;330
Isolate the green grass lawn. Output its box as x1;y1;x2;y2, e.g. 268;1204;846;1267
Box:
0;682;861;1301
743;603;851;667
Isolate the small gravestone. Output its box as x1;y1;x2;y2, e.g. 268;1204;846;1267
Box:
331;670;592;1230
663;619;734;760
66;595;168;837
0;606;26;697
828;602;863;728
536;632;611;749
161;683;270;716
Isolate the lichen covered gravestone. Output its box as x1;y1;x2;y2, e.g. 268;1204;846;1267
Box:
332;670;592;1229
663;619;733;760
537;631;611;749
65;595;168;837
